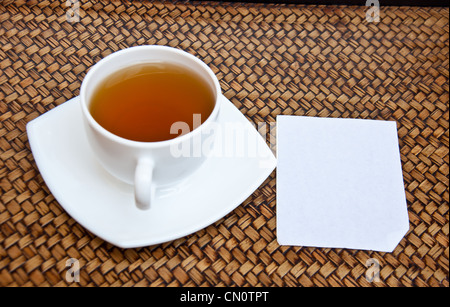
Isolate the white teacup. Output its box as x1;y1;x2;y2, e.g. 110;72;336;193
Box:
80;45;221;210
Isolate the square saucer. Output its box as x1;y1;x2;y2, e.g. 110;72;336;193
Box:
27;95;276;248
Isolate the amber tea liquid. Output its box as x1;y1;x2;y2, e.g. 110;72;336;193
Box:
89;62;215;142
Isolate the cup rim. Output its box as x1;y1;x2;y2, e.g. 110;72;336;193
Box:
80;45;221;148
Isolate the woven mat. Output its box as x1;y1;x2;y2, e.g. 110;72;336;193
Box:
0;0;448;287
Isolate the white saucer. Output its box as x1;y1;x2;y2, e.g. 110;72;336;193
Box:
27;96;276;248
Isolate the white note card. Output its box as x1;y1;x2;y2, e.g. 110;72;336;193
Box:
276;115;409;252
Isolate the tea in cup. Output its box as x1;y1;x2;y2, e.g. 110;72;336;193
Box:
80;45;221;210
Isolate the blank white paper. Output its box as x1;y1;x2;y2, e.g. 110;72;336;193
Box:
276;115;409;252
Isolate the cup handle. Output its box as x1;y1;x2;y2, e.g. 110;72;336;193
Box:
134;158;155;210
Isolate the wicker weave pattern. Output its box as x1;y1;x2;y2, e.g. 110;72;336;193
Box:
0;0;448;287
